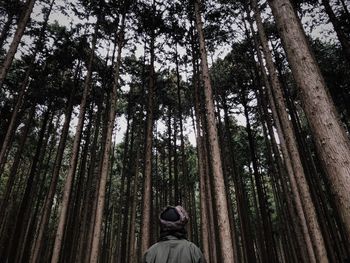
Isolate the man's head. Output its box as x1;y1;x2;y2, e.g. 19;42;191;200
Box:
159;206;189;232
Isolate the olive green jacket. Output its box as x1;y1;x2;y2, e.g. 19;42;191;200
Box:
143;235;206;263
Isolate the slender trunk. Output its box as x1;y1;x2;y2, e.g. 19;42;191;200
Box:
50;21;98;263
175;45;187;206
128;146;141;263
244;7;312;262
75;102;102;263
30;85;75;263
173;118;179;203
268;0;350;250
141;0;156;255
242;93;276;263
194;0;235;262
251;1;329;261
222;98;256;263
191;48;210;262
167;107;173;204
89;13;125;262
0;0;36;88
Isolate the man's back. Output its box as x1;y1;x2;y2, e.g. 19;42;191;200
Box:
143;235;205;263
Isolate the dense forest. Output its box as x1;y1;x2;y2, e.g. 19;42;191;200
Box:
0;0;350;262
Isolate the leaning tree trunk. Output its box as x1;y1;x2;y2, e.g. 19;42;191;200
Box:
0;0;36;89
250;1;330;261
194;0;235;262
267;0;350;249
0;0;55;177
244;7;314;263
50;21;98;263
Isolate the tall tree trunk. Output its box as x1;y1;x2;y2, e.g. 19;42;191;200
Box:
191;48;210;262
250;1;330;261
128;142;141;263
50;21;98;263
141;0;156;256
244;7;313;262
242;92;276;263
0;0;36;88
267;0;350;249
89;12;126;262
194;0;235;262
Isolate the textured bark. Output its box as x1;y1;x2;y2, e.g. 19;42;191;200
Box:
268;0;350;249
256;81;305;262
244;8;312;262
251;1;329;261
0;0;36;88
140;0;156;256
191;49;210;262
194;1;235;261
50;21;97;263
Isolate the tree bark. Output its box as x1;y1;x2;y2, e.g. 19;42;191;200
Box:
267;0;350;249
251;1;330;261
194;0;235;261
191;48;210;262
140;0;156;256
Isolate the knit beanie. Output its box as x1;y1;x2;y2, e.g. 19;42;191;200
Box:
159;206;189;231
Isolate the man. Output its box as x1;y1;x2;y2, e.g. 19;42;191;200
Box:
143;205;206;263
